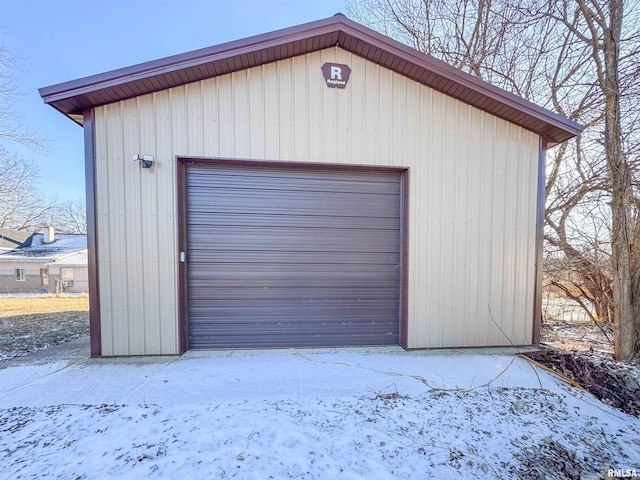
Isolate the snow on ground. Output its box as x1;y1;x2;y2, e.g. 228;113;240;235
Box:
1;349;639;479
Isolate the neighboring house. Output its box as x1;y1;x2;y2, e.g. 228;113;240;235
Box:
0;229;32;254
39;14;583;357
0;227;88;294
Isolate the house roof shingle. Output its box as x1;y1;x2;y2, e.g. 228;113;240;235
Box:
0;229;32;251
1;233;87;261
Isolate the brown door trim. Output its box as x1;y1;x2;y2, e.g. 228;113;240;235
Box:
399;169;410;349
177;158;188;353
176;157;409;350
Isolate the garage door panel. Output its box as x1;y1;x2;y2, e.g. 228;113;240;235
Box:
188;289;399;304
188;213;401;230
187;306;399;323
188;236;398;253
188;332;399;349
187;169;400;195
189;321;398;336
189;311;399;325
189;324;399;349
187;193;399;218
186;264;400;287
185;163;401;349
188;178;400;196
186;252;400;265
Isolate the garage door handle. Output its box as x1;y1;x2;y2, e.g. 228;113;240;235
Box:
180;251;186;263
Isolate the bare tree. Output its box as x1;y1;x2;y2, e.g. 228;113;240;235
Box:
0;44;45;150
0;40;54;232
347;0;640;359
0;148;56;230
50;198;87;234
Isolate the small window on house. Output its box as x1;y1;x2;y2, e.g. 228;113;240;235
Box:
61;268;74;280
41;268;49;286
15;268;25;282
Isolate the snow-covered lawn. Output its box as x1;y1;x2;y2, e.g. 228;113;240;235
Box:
1;349;639;479
0;295;89;361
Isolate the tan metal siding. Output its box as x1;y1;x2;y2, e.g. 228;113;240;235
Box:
94;46;539;354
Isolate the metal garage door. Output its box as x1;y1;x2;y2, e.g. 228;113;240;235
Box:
185;162;401;349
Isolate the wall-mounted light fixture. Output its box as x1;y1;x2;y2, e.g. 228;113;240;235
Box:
132;154;155;169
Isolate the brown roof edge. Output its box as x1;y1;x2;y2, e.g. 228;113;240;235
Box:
333;18;583;144
38;15;349;102
39;13;583;145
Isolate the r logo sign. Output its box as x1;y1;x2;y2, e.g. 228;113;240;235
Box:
321;63;352;89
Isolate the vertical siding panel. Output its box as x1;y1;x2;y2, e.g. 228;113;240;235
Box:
466;108;487;345
171;87;188;154
347;54;366;165
155;91;178;354
121;98;144;355
247;69;265;159
439;96;459;347
105;102;129;354
408;82;422;345
363;59;379;166
411;86;431;348
94;108;113;355
490;118;508;345
137;94;161;354
453;102;472;346
186;83;204;156
418;88;434;348
335;50;352;164
514;131;538;343
202;78;219;157
376;66;393;166
320;50;337;163
218;75;234;157
306;52;323;162
503;123;520;342
425;90;445;346
233;71;249;158
278;59;294;161
481;114;498;346
513;125;533;344
292;55;309;161
507;125;523;342
391;75;406;167
263;63;279;159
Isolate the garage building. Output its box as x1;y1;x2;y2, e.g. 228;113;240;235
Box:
40;14;582;356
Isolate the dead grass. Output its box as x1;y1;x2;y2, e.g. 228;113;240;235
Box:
0;296;89;361
0;296;89;318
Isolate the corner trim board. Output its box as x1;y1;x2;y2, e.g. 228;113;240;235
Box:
532;136;547;344
84;108;102;357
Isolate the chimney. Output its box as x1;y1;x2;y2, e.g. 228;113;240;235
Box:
43;226;55;244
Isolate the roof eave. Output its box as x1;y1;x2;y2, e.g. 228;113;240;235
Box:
39;15;346;108
39;13;583;145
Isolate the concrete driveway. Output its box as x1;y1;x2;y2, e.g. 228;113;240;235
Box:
3;339;640;479
1;339;548;408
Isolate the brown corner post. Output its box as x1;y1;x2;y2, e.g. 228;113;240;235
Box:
532;137;548;344
84;108;102;357
400;169;410;349
176;158;188;354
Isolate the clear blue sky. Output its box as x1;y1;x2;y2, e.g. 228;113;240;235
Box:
0;0;346;202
